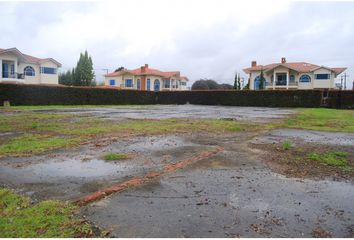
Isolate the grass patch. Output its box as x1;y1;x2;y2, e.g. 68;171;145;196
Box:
0;188;93;237
283;108;354;132
307;151;352;170
103;153;129;161
282;140;292;150
0;109;256;157
103;152;130;161
0;134;81;157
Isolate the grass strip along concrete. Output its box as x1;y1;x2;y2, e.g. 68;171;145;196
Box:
77;146;224;206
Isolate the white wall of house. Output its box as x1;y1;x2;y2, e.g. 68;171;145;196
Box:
298;73;313;89
0;52;59;85
105;74;188;91
313;68;334;89
18;62;40;84
39;61;59;85
249;66;337;90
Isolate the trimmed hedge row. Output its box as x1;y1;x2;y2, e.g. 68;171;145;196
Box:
0;83;352;108
0;84;156;105
327;90;354;109
156;90;324;107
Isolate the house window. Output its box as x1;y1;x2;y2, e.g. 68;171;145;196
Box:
109;79;115;86
163;79;170;88
10;64;15;75
290;75;295;82
181;82;187;86
147;79;150;90
24;66;35;76
299;74;311;83
315;74;330;80
40;67;57;74
154;79;160;91
125;79;133;87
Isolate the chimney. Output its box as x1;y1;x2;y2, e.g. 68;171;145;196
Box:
251;61;257;67
281;57;286;63
141;66;146;73
145;64;148;69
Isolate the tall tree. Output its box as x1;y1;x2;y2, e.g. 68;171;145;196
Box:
259;69;265;90
115;66;124;72
233;72;238;89
237;73;241;90
74;50;95;86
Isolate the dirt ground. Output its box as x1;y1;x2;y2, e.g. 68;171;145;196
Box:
0;105;353;237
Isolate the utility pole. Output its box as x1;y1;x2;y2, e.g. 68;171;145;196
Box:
101;68;109;75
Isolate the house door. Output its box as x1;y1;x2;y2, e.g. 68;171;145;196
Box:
154;79;160;91
2;63;8;78
137;79;141;90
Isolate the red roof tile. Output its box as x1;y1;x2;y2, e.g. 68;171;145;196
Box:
0;47;61;66
105;65;188;80
243;61;346;75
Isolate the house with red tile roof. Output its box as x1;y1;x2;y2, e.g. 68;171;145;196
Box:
104;64;189;91
0;47;61;85
243;57;346;90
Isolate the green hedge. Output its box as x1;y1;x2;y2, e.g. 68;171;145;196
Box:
327;90;354;109
157;90;324;107
0;84;156;105
0;83;352;108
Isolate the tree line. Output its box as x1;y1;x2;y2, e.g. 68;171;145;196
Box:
191;72;250;90
59;50;96;86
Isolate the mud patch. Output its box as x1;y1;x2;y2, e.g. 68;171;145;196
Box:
249;141;354;180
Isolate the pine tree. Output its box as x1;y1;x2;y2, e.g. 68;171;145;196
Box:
237;73;241;90
233;72;238;89
73;51;95;86
259;69;264;90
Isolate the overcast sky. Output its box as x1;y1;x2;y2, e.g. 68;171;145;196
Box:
1;0;353;87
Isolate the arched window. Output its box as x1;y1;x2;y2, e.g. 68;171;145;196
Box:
24;66;35;76
299;74;311;83
154;79;160;91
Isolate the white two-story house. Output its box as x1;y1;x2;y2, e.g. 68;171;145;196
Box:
104;64;189;91
0;47;61;85
243;58;346;90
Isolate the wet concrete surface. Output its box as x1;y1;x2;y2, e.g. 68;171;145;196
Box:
33;105;296;123
82;151;354;237
1;106;353;237
251;128;354;146
0;135;210;201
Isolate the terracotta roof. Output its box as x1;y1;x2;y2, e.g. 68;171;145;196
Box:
243;61;346;75
0;47;61;66
105;65;188;80
331;67;347;75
